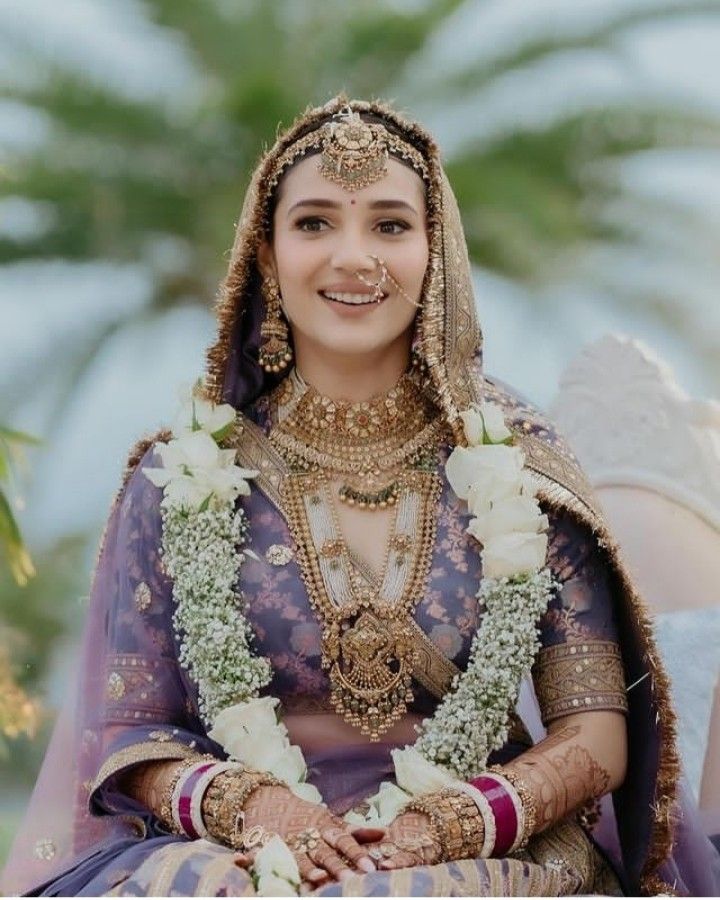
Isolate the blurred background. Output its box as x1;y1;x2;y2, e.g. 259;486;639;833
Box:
2;0;720;867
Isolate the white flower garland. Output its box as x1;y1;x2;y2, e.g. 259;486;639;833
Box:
143;385;556;894
144;391;271;723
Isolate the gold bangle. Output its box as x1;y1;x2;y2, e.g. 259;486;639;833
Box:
442;789;486;858
157;755;210;833
403;790;485;862
201;769;283;849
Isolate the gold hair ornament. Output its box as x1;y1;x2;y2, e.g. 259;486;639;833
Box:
266;106;429;195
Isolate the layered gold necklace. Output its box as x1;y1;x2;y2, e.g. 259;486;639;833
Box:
269;370;445;739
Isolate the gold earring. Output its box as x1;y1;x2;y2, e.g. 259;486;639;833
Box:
259;276;292;373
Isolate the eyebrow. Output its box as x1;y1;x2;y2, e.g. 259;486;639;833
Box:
287;198;419;216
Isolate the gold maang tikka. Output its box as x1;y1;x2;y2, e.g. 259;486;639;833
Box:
266;106;429;195
258;276;293;373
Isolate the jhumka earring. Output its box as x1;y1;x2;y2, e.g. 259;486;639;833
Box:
258;276;292;373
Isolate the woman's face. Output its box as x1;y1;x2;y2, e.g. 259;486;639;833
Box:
258;153;429;366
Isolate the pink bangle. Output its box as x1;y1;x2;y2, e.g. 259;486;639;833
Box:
468;772;520;856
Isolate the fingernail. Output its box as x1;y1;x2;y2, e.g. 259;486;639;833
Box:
339;870;353;882
359;858;376;873
310;868;327;881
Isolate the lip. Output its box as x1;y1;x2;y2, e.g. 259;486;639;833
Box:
318;290;387;313
322;282;379;294
318;288;388;305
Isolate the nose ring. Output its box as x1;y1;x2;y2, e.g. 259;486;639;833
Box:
355;254;422;308
355;255;388;302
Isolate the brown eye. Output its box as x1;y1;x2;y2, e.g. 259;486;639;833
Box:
378;220;410;235
296;216;329;232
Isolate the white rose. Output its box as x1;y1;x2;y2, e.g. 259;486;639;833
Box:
232;725;289;771
266;743;307;784
256;874;297;897
203;464;255;502
466;471;525;517
480;402;512;443
519;470;540;497
446;444;525;501
254;835;300;888
482;531;549;578
174;393;237;440
288;781;323;804
161;475;213;510
467;496;548;545
459;409;485;446
165;430;223;471
392;746;455;796
370;782;411;825
210;698;279;742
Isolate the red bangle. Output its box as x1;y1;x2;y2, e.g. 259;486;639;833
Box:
468;773;519;856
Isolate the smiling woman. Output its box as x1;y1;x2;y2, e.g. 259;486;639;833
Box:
257;152;429;399
2;97;718;898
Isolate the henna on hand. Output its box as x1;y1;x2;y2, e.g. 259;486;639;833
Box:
119;758;187;820
365;810;442;871
503;721;613;834
242;785;376;884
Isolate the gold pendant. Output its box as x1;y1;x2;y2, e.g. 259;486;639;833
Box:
325;605;417;740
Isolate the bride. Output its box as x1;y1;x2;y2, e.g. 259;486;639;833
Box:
2;96;718;897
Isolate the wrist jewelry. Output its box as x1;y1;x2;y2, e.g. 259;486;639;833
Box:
450;781;495;858
201;769;283;849
469;766;537;853
172;761;244;840
158;755;212;833
402;789;485;862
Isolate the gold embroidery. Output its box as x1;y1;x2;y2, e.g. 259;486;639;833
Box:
106;672;126;701
92;740;200;794
532;640;628;724
265;544;293;566
33;838;56;861
134;581;152;612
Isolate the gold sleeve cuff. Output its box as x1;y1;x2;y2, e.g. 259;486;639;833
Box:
91;740;201;797
532;640;628;725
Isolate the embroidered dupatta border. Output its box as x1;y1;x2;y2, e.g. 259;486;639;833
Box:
525;460;679;895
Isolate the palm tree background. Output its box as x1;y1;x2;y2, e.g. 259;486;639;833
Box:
2;0;720;865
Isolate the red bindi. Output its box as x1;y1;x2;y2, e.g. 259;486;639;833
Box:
350;199;356;205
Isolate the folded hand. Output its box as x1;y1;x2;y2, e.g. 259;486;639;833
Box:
363;810;441;872
235;786;384;888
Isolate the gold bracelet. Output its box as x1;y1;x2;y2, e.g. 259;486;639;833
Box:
442;789;486;858
403;790;485;862
488;765;537;850
201;769;283;849
158;755;210;833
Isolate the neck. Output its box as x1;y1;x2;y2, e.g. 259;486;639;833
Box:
293;334;412;402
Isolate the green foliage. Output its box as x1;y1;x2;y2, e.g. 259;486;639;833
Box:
0;426;40;586
0;533;88;783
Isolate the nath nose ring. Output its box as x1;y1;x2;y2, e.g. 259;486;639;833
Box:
355;254;422;308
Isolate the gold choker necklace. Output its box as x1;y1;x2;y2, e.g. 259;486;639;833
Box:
269;369;443;499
